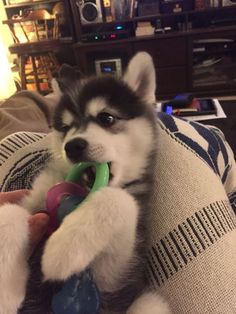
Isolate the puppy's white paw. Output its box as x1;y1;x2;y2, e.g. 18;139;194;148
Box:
42;224;93;281
0;203;30;314
127;292;171;314
42;187;138;282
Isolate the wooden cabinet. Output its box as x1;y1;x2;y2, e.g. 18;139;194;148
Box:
132;37;188;97
73;34;191;98
72;6;236;99
3;0;235;98
188;28;236;97
133;37;187;67
74;41;133;75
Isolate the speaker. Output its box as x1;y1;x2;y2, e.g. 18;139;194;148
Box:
77;0;103;25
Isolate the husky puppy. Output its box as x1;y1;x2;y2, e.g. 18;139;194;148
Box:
0;52;170;314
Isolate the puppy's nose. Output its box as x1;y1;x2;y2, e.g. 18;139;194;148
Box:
65;138;88;161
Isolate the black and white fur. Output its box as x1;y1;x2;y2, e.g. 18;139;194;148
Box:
0;52;170;314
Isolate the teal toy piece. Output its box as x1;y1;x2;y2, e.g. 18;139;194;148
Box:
46;162;109;314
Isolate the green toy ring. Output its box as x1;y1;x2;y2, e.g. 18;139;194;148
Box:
65;162;110;196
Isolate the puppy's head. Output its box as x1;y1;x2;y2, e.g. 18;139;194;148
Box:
51;52;157;187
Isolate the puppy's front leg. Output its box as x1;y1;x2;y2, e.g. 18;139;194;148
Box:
0;203;30;314
42;187;138;286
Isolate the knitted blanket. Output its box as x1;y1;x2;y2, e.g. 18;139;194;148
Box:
0;113;235;314
146;113;236;314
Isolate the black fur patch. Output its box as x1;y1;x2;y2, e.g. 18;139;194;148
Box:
76;76;146;118
53;76;151;133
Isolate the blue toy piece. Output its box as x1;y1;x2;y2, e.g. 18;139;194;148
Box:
51;272;100;314
45;162;109;314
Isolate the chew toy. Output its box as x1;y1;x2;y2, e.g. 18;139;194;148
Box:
45;162;109;314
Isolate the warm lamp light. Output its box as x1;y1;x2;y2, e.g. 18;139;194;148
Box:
0;37;16;100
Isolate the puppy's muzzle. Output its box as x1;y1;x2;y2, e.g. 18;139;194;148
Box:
65;138;88;163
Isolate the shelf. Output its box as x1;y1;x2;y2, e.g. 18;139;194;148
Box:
79;5;236;29
60;37;73;44
4;0;60;9
74;25;236;48
80;19;134;29
186;5;236;16
193;48;236;55
154;4;236;18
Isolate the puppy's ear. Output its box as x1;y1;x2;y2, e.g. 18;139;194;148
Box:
56;64;83;92
123;52;156;104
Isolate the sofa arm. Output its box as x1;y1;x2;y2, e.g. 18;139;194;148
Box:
146;113;236;314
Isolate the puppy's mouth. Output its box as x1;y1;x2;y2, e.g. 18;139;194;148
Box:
80;162;113;190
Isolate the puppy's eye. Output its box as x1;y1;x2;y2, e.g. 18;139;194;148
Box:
97;112;117;127
60;124;70;133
